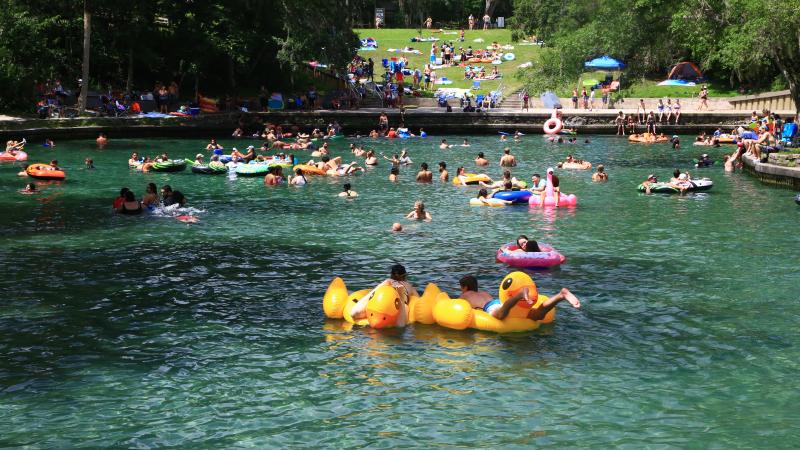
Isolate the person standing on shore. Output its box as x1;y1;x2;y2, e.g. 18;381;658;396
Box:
468;14;475;30
425;16;433;29
582;88;588;109
637;99;646;123
522;91;529;112
698;85;709;111
572;88;579;109
483;12;491;30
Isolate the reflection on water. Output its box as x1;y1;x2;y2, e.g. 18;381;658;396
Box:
0;136;798;447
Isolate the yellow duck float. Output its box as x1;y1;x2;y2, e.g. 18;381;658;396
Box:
322;272;556;333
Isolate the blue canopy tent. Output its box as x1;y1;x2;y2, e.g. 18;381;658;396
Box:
584;56;626;70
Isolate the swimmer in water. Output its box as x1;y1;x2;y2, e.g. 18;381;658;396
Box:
391;222;403;232
461;139;471;147
476;188;511;205
499;148;517;167
406;201;432;220
438;161;449;181
439;139;453;149
338;182;358;198
416;162;433;182
591;164;608;182
475;152;489;166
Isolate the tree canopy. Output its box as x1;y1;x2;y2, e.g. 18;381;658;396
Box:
510;0;800;112
0;0;360;110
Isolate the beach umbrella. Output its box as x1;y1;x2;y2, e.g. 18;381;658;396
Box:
540;91;561;109
584;56;626;70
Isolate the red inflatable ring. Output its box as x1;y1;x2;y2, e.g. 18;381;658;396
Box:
543;118;563;135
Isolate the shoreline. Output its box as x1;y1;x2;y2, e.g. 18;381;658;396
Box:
2;107;795;140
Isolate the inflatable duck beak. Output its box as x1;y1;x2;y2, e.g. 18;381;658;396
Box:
367;285;401;329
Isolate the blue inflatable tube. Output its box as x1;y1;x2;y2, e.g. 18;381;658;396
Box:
492;190;531;204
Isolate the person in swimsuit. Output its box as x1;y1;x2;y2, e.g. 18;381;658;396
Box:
657;99;665;123
572;88;579;109
476;188;511;205
364;151;378;166
142;183;159;208
673;99;681;124
511;235;542;253
416;162;433;182
438;161;449;181
406;201;432;220
350;264;419;327
499;148;517;167
338;183;358;198
116;190;142;215
460;274;580;320
289;168;307;185
161;185;186;207
389;167;399;182
475;152;489;166
592;165;608;182
399;150;413;165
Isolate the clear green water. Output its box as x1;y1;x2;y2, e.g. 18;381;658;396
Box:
0;136;798;448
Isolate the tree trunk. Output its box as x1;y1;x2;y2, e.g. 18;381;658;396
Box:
772;48;800;115
78;1;91;113
125;45;134;94
485;0;499;16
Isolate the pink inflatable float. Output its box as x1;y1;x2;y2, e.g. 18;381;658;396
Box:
529;169;577;207
496;242;566;268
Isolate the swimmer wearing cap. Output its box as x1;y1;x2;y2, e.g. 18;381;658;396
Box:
194;153;205;165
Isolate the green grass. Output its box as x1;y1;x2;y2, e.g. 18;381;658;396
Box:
355;28;539;95
621;78;741;98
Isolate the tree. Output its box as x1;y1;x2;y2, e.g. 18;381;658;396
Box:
678;0;800;113
78;0;90;112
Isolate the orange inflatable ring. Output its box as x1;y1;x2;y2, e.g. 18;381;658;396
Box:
293;164;326;176
543;118;563;135
26;163;65;180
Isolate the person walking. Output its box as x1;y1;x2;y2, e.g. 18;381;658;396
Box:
698;85;709;111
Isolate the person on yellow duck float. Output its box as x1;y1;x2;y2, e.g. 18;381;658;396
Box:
458;275;580;321
431;271;580;332
349;264;420;328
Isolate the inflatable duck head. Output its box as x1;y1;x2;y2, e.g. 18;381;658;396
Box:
498;271;539;319
367;285;403;329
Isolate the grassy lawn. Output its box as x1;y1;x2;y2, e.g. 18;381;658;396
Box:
571;71;741;99
354;28;539;96
622;78;741;98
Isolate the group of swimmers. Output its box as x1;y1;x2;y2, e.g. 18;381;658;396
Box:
640;169;696;194
112;184;186;215
348;263;581;327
